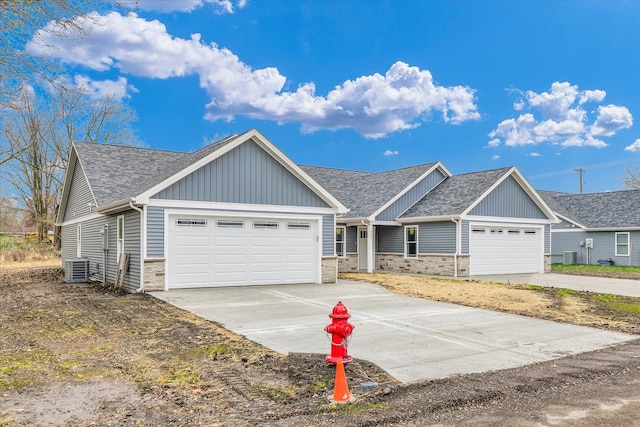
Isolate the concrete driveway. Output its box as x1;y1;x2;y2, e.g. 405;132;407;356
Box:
468;273;640;297
152;280;635;384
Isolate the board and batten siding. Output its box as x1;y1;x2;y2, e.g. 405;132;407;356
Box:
152;140;329;208
376;168;447;221
469;176;547;219
63;159;96;222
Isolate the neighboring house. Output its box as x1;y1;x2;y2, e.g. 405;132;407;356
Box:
538;190;640;266
57;128;557;292
57;129;347;292
302;164;557;277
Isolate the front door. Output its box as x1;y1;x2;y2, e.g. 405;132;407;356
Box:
358;227;368;270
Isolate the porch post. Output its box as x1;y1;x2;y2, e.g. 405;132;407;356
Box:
367;222;374;273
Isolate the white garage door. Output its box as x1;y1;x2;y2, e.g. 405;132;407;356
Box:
168;215;318;288
469;225;543;275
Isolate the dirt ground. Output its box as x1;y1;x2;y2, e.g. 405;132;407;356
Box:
1;266;639;426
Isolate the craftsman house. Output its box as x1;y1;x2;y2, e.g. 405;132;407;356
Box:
57;129;557;292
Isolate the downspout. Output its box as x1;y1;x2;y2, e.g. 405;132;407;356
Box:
128;201;145;293
451;217;460;278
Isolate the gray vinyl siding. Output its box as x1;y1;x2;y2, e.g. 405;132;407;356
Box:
544;224;550;253
121;209;141;292
470;176;547;219
147;206;165;258
63;159;96;222
152;140;329;208
60;210;140;291
419;221;456;254
377;168;446;221
461;220;470;254
345;226;358;253
322;214;334;256
551;230;640;266
376;226;403;253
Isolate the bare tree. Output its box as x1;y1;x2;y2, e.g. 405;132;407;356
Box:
1;84;138;243
622;165;640;189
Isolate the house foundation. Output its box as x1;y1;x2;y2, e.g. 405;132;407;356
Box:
375;253;470;277
322;257;338;283
143;259;165;291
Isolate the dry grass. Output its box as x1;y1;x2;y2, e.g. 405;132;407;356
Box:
340;272;636;333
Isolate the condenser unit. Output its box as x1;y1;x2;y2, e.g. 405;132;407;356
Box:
64;259;89;283
563;251;577;265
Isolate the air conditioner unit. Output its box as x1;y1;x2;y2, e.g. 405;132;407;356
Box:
65;259;89;283
563;251;577;265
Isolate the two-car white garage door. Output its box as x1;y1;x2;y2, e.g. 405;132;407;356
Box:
469;225;543;275
167;215;319;289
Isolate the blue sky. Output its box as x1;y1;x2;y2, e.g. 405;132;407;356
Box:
27;0;640;193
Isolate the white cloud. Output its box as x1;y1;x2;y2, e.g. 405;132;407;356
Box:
527;152;541;157
69;75;136;100
591;104;633;136
28;12;480;139
125;0;245;14
491;154;500;160
625;138;640;152
487;138;501;148
489;82;632;149
383;149;399;156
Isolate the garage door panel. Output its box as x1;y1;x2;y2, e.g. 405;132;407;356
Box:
470;226;542;275
168;215;318;288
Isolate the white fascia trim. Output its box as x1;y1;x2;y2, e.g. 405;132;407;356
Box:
463;215;553;225
461;167;558;222
57;212;104;227
147;198;336;215
165;208;324;221
553;226;640;232
554;213;587;229
371;220;402;226
469;221;545;230
397;215;460;223
369;162;451;221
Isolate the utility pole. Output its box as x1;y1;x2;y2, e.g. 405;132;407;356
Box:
574;168;585;194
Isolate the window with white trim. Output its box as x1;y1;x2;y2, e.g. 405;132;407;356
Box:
336;226;345;257
253;221;279;229
117;215;125;261
405;226;418;258
615;232;630;256
76;224;82;258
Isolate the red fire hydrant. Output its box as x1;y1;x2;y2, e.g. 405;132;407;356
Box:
325;301;355;364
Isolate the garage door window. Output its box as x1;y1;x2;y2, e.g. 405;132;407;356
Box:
217;219;244;228
253;221;279;229
616;232;630;256
405;226;418;258
287;222;311;230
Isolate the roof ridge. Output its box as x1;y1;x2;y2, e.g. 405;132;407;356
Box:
453;166;512;177
74;141;185;155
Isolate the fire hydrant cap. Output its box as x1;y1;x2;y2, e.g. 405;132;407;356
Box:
329;301;351;320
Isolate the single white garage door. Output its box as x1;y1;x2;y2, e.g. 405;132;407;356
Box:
469;225;543;275
168;215;319;288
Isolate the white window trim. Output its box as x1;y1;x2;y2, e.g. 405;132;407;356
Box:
336;226;346;258
404;225;418;259
76;224;82;258
117;215;125;261
615;232;630;256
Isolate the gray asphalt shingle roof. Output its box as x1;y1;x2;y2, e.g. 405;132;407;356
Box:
74;133;241;207
538;189;640;228
301;163;437;218
401;167;512;217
